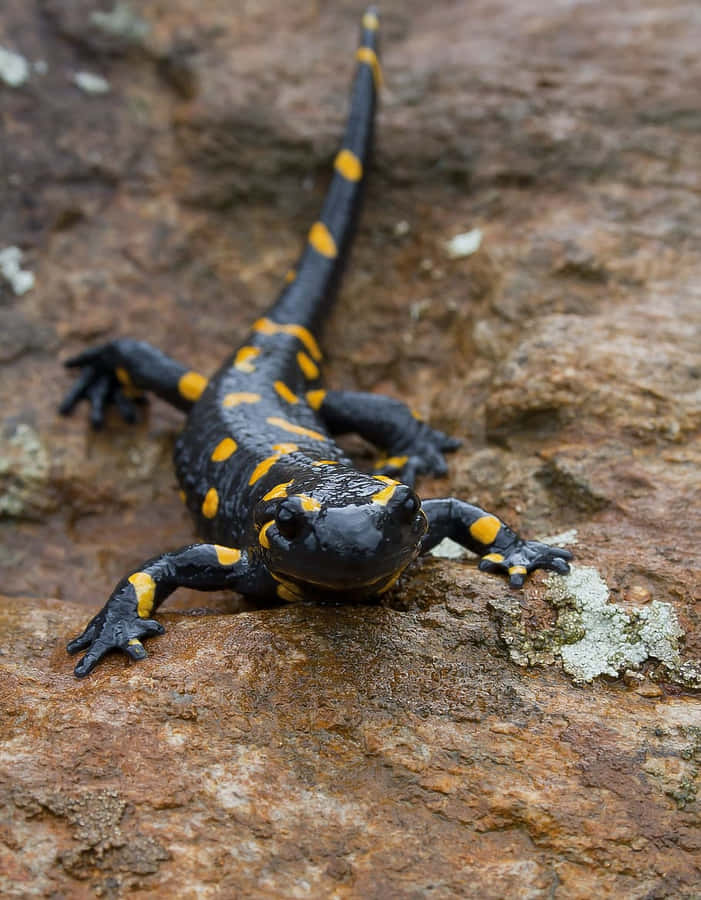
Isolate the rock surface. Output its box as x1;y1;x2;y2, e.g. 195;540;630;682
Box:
1;0;700;896
2;587;701;898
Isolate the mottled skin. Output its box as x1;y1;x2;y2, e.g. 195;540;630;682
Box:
61;9;571;677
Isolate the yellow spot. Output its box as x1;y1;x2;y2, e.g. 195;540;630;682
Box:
222;392;261;407
202;487;219;519
482;553;505;564
117;371;142;398
377;570;403;595
285;268;296;283
273;574;305;601
263;480;293;501
178;490;186;502
273;442;298;454
273;381;299;404
211;437;237;461
129;571;156;619
308;221;337;258
234;346;260;373
374;455;408;470
362;10;379;30
508;565;528;576
297;494;321;512
312;459;338;466
411;408;424;421
297;351;320;380
277;583;302;603
178;371;208;402
248;443;299;485
249;456;279;485
334;149;363;182
115;366;132;387
253;318;322;361
469;515;502;545
266;416;326;441
259;520;274;549
356;47;383;89
371;483;398;506
374;474;399;485
306;389;327;410
127;638;142;647
215;545;242;566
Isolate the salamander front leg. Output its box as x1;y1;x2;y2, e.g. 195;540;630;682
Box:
60;338;208;427
310;389;460;485
67;544;273;677
420;498;572;587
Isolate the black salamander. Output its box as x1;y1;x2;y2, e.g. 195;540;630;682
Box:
61;9;572;677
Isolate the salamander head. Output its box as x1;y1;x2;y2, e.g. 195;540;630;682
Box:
253;469;427;599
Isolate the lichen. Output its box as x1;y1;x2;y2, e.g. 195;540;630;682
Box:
90;4;150;44
19;788;170;879
445;228;482;259
644;726;701;811
551;567;650;682
0;246;34;295
0;423;52;520
429;537;468;560
538;528;578;548
73;72;110;94
492;564;698;688
0;46;29;87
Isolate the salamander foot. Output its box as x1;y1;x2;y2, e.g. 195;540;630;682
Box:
67;606;165;677
375;425;461;485
478;539;572;588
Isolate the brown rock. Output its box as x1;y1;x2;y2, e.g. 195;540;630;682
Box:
2;592;701;897
1;0;700;895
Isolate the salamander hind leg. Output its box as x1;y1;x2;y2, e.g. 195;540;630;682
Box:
373;425;462;487
313;389;461;486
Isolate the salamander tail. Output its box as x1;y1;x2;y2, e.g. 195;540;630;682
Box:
266;8;381;333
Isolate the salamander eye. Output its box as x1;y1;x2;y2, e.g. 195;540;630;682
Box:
275;499;305;540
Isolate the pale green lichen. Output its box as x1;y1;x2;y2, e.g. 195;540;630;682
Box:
429;537;468;560
445;228;482;259
90;4;150;44
670;660;701;690
0;46;29;87
0;423;52;519
73;71;110;94
637;601;684;668
644;726;701;811
550;567;650;681
0;247;34;295
492;564;698;688
538;528;578;548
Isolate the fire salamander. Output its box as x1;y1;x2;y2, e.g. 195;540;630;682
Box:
61;8;571;677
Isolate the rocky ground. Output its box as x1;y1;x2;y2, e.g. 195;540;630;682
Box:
1;0;699;897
